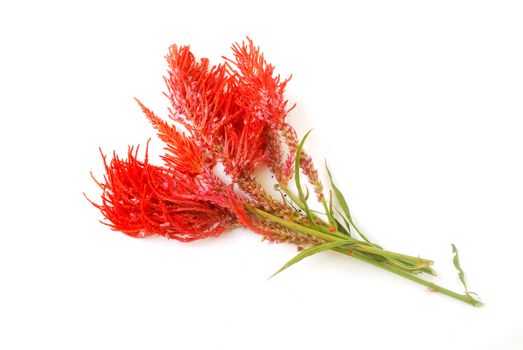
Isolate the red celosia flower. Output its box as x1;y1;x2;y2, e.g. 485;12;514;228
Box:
89;38;309;242
228;37;294;127
222;113;268;178
88;144;235;242
163;41;289;180
135;98;206;175
163;44;237;151
223;38;293;179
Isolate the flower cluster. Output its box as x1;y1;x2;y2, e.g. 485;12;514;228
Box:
89;38;323;246
87;38;481;306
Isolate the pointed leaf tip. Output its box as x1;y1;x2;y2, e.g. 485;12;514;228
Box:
269;240;355;279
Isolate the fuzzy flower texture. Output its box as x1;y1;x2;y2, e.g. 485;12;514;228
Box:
88;38;482;306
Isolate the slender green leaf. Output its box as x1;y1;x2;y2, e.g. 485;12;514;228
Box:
295;130;318;229
335;209;351;235
326;163;373;243
269;240;355;279
319;190;335;227
325;162;353;221
451;244;469;293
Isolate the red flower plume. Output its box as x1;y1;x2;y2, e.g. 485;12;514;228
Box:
228;37;294;127
88;144;235;242
222;113;268;178
162;41;290;180
90;38;299;240
135;98;205;175
163;44;237;150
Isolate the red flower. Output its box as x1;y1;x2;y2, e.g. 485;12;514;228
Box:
163;44;237;151
135;98;206;175
162;40;292;181
88;144;235;242
227;37;295;127
90;38;302;240
222;113;268;178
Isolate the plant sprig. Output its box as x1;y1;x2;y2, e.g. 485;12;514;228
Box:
90;38;482;307
264;133;482;306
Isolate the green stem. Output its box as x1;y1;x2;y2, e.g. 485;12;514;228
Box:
353;245;433;268
279;185;346;237
253;207;341;242
321;197;334;226
280;185;308;212
252;207;481;306
333;248;483;307
252;207;431;268
280;185;346;237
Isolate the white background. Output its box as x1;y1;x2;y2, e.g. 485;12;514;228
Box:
1;1;522;349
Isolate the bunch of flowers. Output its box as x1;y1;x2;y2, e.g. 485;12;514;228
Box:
87;38;481;306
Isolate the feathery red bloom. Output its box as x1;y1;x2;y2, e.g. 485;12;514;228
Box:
227;37;294;127
162;40;291;180
89;145;235;242
222;114;268;178
163;44;238;150
135;98;206;175
220;38;293;179
90;38;307;240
